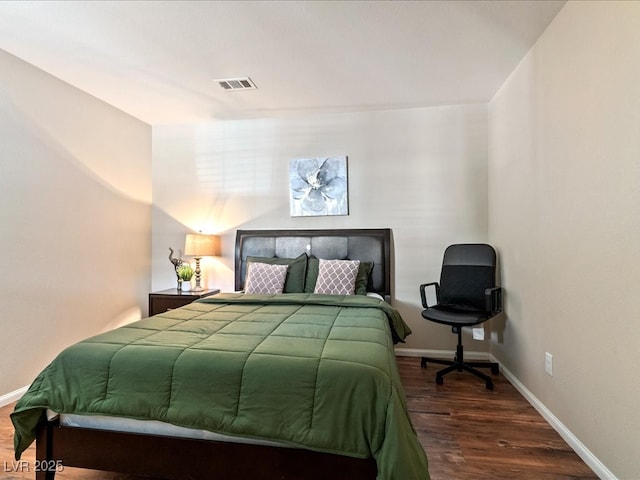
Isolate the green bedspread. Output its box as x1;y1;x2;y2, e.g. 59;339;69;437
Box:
12;293;429;480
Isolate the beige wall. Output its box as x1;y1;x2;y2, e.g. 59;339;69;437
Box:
0;50;152;395
2;1;636;475
488;2;640;477
151;105;489;351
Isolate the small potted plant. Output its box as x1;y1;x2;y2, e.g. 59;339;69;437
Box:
176;264;195;291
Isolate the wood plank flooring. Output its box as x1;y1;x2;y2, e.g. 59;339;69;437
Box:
0;356;597;479
397;356;597;480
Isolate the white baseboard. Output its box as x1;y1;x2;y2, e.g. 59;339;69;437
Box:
0;386;28;408
494;357;615;480
395;348;614;480
395;347;490;361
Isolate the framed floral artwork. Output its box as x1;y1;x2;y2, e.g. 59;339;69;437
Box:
289;156;349;217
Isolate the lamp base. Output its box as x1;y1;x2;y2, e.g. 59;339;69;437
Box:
193;256;204;292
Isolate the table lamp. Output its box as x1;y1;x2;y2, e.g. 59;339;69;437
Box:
184;233;220;291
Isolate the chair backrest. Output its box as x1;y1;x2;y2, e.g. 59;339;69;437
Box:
438;244;497;312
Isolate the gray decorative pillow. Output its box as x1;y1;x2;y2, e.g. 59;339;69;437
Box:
313;259;360;295
244;262;288;294
246;253;307;293
305;257;373;295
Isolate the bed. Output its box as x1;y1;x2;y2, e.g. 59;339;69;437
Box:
12;228;429;480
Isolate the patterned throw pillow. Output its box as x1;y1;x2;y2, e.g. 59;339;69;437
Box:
246;253;307;293
313;259;360;295
244;262;289;294
305;257;373;295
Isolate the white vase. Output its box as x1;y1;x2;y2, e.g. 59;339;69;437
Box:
181;280;192;292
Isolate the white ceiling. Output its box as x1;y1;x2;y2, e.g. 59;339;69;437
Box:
0;0;565;125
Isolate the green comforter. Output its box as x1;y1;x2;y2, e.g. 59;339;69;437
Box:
12;293;429;480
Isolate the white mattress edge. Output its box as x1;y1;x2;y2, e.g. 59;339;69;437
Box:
48;410;293;449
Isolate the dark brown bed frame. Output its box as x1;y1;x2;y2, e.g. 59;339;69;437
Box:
35;228;392;480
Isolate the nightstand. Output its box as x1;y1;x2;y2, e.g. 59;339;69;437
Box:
148;288;220;316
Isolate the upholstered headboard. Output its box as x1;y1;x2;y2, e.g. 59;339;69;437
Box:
235;229;392;300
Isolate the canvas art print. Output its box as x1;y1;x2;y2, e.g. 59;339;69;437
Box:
289;156;349;217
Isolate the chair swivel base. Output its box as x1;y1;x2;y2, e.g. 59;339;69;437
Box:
420;345;499;390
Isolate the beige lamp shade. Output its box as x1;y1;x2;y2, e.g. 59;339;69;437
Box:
184;234;220;257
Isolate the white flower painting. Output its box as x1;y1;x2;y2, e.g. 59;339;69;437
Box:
289;156;349;217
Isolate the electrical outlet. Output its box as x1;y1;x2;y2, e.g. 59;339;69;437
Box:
472;327;485;340
545;352;553;376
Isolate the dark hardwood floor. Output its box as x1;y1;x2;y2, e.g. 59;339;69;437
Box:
397;356;597;480
1;356;597;479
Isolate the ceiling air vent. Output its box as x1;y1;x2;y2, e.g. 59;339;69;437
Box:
215;77;257;91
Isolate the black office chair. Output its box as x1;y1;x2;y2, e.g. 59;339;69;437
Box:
419;244;502;390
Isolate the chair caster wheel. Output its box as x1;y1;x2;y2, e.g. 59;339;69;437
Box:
491;365;499;375
486;380;494;390
420;358;427;369
436;375;443;385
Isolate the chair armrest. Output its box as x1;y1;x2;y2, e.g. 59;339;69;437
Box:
485;286;502;314
419;282;439;308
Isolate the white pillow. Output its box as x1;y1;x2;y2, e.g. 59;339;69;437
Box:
244;262;288;294
313;259;360;295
